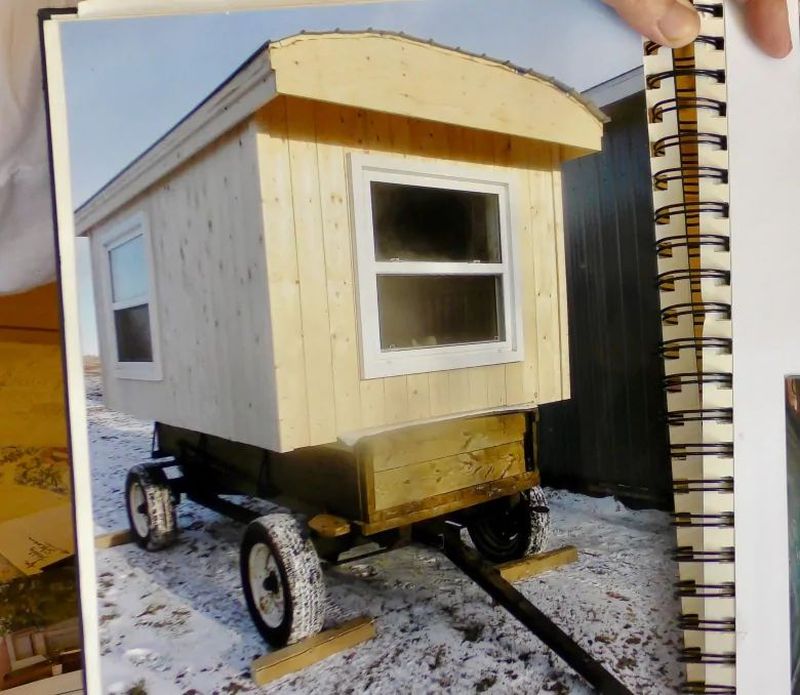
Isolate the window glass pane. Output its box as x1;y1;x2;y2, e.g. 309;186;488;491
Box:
109;233;148;303
114;304;153;362
377;275;504;350
371;182;501;263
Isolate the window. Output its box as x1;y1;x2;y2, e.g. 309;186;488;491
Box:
350;154;523;379
101;212;162;380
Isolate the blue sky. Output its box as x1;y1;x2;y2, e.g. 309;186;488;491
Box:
61;0;642;355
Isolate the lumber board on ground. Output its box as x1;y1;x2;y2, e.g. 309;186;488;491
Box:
251;617;375;685
94;529;133;549
498;545;578;583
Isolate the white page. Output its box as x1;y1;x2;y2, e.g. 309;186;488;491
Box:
728;2;800;692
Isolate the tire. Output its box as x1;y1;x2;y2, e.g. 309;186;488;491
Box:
240;513;326;648
467;486;551;564
125;464;179;551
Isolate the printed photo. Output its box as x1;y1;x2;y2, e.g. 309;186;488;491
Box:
51;1;687;692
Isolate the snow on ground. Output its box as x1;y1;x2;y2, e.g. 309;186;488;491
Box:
85;374;683;694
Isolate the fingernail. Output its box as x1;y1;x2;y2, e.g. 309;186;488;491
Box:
658;3;699;44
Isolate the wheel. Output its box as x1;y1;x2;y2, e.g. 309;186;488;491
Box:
240;513;326;648
125;464;179;551
467;486;551;564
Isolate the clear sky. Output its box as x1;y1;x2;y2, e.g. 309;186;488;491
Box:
61;0;642;355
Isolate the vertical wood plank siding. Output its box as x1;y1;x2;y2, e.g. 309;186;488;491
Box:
93;123;281;451
545;93;671;507
258;96;570;450
92;97;572;454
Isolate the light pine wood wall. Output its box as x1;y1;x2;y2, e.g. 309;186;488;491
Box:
91;98;570;453
256;96;570;451
91;123;282;451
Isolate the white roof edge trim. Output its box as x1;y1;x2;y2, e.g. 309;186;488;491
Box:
583;66;644;108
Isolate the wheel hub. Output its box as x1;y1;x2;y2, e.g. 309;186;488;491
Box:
128;482;150;539
248;543;285;629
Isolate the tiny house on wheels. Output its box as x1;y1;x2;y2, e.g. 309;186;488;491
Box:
78;31;604;651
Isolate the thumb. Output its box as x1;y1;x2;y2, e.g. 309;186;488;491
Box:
602;0;701;49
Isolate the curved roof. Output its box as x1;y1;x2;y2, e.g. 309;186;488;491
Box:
77;30;605;234
269;30;607;151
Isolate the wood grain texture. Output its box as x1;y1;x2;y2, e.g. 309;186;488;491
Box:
269;33;603;153
308;514;351;538
285;98;337;445
373;441;525;510
93;122;282;451
360;413;526;473
93;91;570;452
360;470;541;535
256;104;309;450
94;529;133;549
251;617;375;686
497;545;579;582
529;143;563;404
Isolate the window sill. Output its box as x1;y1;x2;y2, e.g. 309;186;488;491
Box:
362;344;524;380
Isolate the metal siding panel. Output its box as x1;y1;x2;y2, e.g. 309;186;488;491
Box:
541;93;670;508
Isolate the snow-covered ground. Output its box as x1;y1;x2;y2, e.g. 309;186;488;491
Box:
85;374;683;694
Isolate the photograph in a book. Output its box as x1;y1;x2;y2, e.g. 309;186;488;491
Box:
40;0;704;692
786;376;800;694
0;283;83;692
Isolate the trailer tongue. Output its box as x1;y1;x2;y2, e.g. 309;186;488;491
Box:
415;521;634;694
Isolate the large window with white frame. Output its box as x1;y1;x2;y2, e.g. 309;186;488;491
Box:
350;153;524;379
101;211;162;380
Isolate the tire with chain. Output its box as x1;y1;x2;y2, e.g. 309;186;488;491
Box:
240;513;326;648
125;464;179;551
467;486;551;564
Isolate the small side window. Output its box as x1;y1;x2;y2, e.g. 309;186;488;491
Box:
101;212;162;380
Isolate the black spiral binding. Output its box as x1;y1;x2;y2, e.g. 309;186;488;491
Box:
676;580;736;598
674;547;735;563
646;4;736;690
678;615;736;632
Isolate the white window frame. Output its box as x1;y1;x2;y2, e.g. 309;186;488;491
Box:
349;152;524;380
99;211;163;381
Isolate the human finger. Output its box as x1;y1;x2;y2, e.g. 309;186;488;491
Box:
602;0;701;48
740;0;792;58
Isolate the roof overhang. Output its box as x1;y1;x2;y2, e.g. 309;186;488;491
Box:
76;31;605;235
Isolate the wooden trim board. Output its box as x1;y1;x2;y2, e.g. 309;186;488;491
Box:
498;546;578;583
94;529;133;549
251;617;375;686
360;470;540;535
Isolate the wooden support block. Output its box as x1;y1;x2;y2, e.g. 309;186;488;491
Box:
251;617;375;686
308;514;351;538
95;529;133;549
498;545;578;583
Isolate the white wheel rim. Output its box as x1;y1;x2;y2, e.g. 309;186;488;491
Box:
248;542;285;628
129;481;150;539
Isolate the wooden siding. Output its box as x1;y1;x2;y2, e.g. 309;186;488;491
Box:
269;32;603;155
91;123;281;451
257;96;569;451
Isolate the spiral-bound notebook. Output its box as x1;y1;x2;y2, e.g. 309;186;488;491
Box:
643;1;800;693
